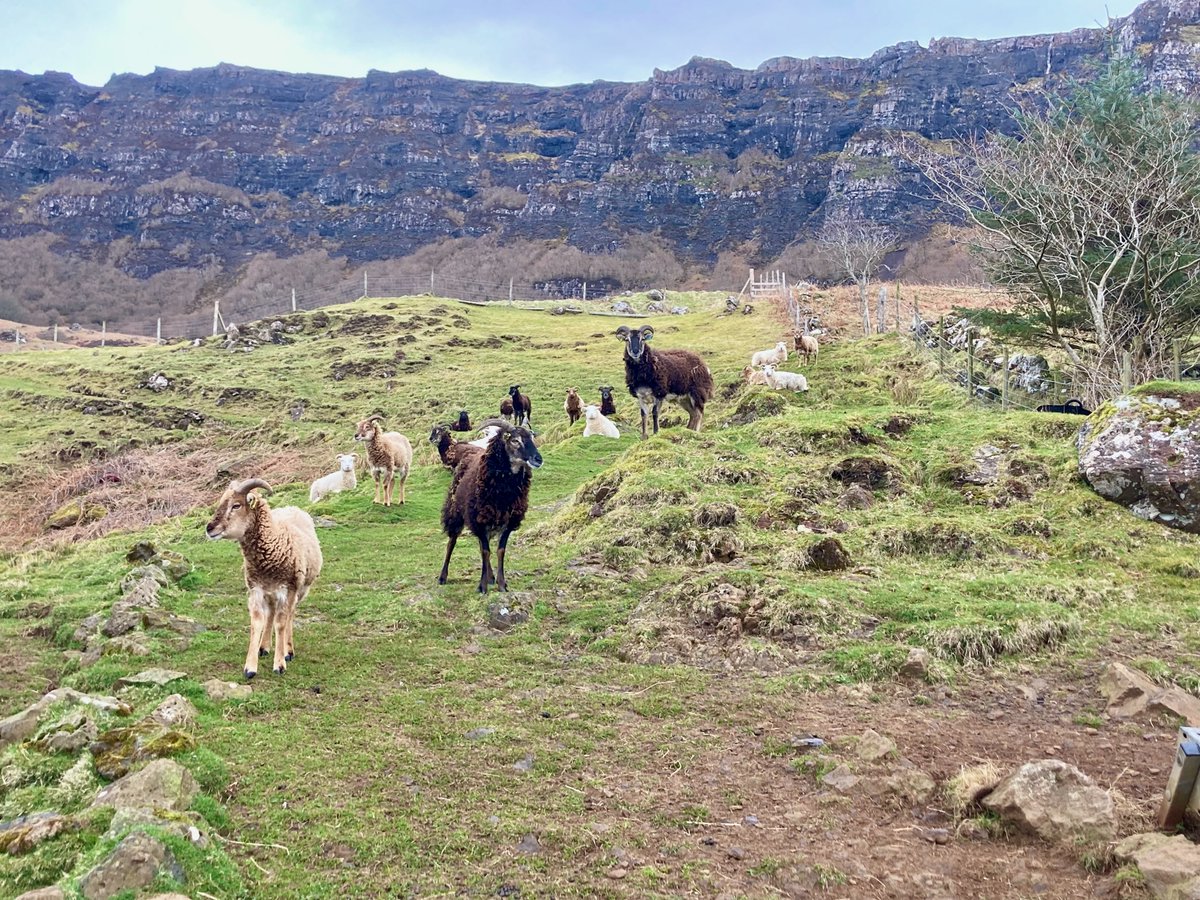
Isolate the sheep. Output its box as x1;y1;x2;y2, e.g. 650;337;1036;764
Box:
438;419;542;594
508;385;532;428
598;385;617;417
751;341;789;368
761;363;809;392
499;396;514;422
353;414;413;506
429;424;481;470
449;410;472;432
205;478;322;679
564;388;582;425
616;324;714;438
308;453;358;503
741;365;770;386
469;424;502;448
582;405;620;438
796;334;819;366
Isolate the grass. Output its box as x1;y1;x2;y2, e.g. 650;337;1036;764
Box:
0;292;1198;895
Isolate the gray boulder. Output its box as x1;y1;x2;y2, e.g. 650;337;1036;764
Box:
1078;391;1200;532
80;832;182;900
91;758;199;811
1114;832;1200;899
1100;661;1200;722
981;759;1114;843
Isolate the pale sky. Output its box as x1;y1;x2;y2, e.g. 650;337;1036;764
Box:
4;0;1140;87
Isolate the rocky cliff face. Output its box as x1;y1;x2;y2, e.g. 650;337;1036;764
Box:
0;0;1197;281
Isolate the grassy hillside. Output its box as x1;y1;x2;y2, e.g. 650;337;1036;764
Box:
0;293;1197;897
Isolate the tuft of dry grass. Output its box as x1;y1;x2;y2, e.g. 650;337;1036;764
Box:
945;761;1004;816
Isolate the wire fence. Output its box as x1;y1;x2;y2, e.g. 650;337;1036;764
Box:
0;270;629;350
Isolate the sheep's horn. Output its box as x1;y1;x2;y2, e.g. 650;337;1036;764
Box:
366;414;385;424
640;325;655;339
235;478;272;495
615;326;630;340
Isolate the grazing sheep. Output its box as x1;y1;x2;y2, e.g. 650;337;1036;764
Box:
205;478;322;679
762;364;809;392
499;396;514;422
449;410;472;432
582;405;620;438
797;334;819;366
616;324;714;438
429;424;482;469
309;453;358;503
741;365;770;387
564;388;582;425
598;385;617;416
508;385;532;428
751;341;789;368
438;420;543;594
354;414;413;506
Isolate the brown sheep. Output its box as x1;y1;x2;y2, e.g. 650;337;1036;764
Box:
564;387;582;425
616;324;714;437
205;478;322;679
438;420;542;594
354;414;413;506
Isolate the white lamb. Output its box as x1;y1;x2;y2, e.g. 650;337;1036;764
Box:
309;453;358;503
751;341;788;368
582;405;620;438
762;364;809;392
468;424;502;448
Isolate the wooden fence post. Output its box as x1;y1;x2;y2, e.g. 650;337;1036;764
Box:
1001;347;1010;411
291;288;297;312
212;301;220;336
101;321;106;347
52;323;58;343
966;327;975;399
1120;352;1132;394
937;315;946;375
156;318;162;345
508;278;514;306
895;282;901;333
1173;338;1182;382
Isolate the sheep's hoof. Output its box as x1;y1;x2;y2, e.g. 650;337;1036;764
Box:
258;647;269;658
244;669;256;681
437;574;448;585
496;581;509;593
273;665;285;675
285;652;294;662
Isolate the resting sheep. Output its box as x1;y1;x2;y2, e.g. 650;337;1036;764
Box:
438;420;543;594
449;410;472;432
616;324;714;437
508;385;532;428
582;405;620;438
354;414;413;506
751;341;788;368
499;396;514;422
598;385;617;417
741;365;770;386
797;334;819;366
205;478;322;679
429;424;481;469
762;364;809;392
309;453;358;502
564;388;582;425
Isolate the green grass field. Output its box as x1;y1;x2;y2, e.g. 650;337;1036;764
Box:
0;293;1197;897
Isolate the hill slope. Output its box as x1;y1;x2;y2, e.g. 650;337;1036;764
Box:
0;296;1197;897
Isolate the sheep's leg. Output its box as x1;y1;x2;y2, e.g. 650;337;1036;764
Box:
398;470;406;505
244;587;269;680
259;604;275;658
438;534;458;585
384;470;394;507
477;534;492;595
652;399;661;435
285;584;306;662
272;588;292;674
372;472;382;504
496;528;513;592
639;401;649;439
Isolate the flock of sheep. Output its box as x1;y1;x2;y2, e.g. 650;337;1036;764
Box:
204;323;819;679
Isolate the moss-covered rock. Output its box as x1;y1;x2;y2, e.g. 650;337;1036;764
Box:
44;501;106;531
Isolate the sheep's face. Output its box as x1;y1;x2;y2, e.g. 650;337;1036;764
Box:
337;454;357;473
584;405;600;421
205;485;263;542
616;325;653;361
599;385;613;400
428;424;448;444
762;364;777;377
565;388;579;401
355;418;381;443
508;385;522;399
776;342;787;353
456;410;469;425
502;427;543;473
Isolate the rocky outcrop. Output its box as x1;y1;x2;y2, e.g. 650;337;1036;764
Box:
981;759;1115;843
0;0;1197;313
1077;390;1200;532
1114;832;1200;899
1099;662;1200;723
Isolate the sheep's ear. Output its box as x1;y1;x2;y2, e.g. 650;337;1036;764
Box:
615;326;630;341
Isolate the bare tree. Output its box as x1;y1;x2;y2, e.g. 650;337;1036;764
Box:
909;57;1200;401
819;215;897;335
